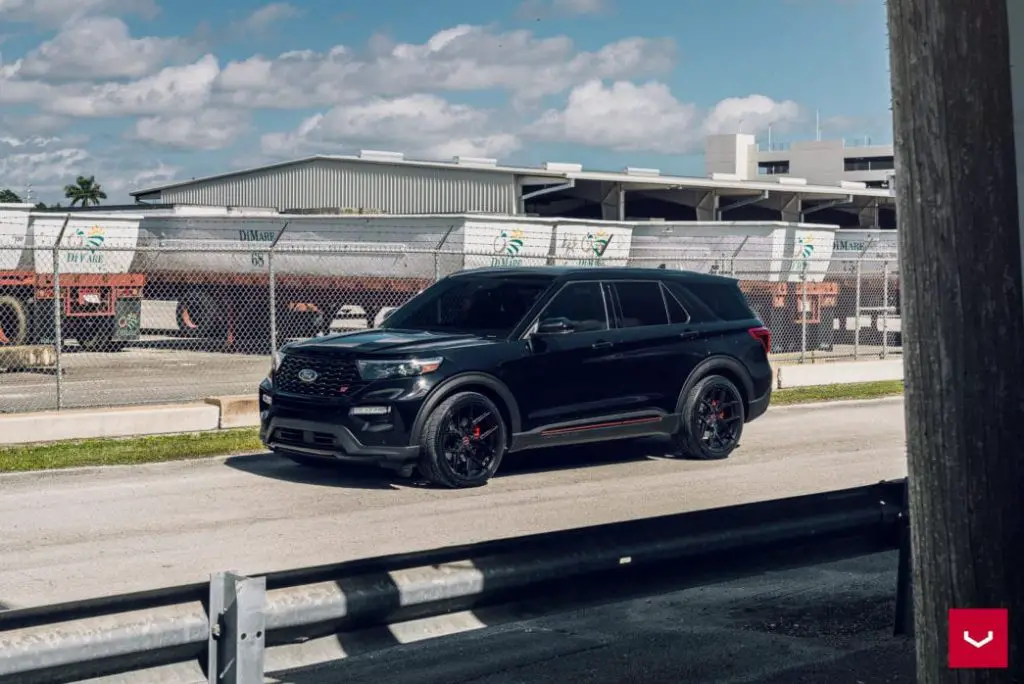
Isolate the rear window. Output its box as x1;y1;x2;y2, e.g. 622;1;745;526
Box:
666;281;755;322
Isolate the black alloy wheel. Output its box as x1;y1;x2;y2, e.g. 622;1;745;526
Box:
419;391;507;488
676;375;745;460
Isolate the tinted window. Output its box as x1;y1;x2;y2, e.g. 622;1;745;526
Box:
611;281;668;328
662;284;690;324
382;275;553;336
539;281;608;332
666;281;754;322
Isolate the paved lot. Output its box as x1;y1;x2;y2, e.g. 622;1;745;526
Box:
0;300;901;413
273;551;914;683
0;337;902;414
0;339;271;413
0;398;907;609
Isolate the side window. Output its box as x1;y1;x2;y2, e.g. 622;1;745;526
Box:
668;281;754;322
661;283;690;324
611;281;669;328
539;281;608;332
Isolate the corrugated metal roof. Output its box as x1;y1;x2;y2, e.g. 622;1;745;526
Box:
130;153;895;204
139;158;520;214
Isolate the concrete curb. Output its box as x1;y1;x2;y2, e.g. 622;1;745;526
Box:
774;358;903;389
0;359;904;447
0;345;56;372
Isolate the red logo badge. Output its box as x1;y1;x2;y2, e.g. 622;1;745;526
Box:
948;608;1008;669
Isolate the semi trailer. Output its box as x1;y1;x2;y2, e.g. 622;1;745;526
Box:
0;205;144;350
2;204;898;353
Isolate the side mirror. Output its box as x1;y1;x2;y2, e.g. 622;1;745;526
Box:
535;317;574;335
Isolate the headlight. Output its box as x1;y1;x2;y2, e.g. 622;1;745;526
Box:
356;357;443;381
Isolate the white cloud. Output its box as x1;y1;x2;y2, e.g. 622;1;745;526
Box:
0;0;159;27
0;127;181;202
232;3;302;35
132;109;250;150
19;17;190;81
702;95;802;136
531;80;801;154
0;61;55;104
0;134;89;189
46;54;220;116
261;94;520;160
217;25;674;108
104;162;180;194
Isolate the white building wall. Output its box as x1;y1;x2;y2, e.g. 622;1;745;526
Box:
705;134;895;186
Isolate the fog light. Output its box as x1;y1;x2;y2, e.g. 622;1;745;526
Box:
350;406;391;416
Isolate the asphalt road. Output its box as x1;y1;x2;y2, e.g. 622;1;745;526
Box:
273;551;914;684
0;397;907;610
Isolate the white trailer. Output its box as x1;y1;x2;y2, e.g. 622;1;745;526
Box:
0;205;144;348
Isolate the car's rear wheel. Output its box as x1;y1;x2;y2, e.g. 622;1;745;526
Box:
675;375;745;460
418;391;507;488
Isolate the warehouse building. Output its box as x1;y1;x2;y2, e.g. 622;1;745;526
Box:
130;149;897;229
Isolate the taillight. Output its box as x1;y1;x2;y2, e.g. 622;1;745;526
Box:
748;326;771;354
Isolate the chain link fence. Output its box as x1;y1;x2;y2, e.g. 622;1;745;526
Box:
0;215;902;414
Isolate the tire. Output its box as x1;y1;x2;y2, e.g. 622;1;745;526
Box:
0;295;29;346
675;375;745;460
176;291;226;339
417;391;508;488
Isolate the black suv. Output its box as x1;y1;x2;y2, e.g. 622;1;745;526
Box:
259;267;773;488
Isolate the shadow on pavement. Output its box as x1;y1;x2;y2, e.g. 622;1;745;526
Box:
223;453;403;490
270;551;912;684
225;437;674;490
498;436;676;477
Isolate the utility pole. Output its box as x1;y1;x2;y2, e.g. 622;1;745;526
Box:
887;0;1024;680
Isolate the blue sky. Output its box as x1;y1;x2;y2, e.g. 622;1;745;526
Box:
0;0;892;203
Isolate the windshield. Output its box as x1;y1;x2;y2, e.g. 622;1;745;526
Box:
381;274;555;337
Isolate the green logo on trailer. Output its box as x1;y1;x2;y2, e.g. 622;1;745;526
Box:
587;230;612;257
491;228;525;266
65;225;106;264
795;237;814;259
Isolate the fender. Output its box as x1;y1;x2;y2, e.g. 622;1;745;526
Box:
409;372;523;439
674;355;755;414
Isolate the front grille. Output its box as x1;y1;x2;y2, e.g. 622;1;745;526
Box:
273;428;336;448
275;354;366;397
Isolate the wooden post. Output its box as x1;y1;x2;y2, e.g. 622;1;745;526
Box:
887;0;1024;679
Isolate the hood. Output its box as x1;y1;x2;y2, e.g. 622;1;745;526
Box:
286;328;498;356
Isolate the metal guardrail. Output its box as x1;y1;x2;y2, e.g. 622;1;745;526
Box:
0;480;907;684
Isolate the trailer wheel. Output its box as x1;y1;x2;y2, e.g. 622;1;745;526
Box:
176;291;226;340
0;295;29;347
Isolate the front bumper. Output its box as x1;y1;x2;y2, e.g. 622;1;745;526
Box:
261;415;420;469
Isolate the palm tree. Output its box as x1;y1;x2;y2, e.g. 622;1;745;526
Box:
63;175;107;207
0;188;22;203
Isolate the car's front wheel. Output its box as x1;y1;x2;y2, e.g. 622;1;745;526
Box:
675;375;745;460
418;391;507;488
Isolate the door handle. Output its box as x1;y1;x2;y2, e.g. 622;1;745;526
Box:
591;340;614;349
679;330;701;340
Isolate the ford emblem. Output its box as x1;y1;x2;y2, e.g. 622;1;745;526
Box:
297;368;318;383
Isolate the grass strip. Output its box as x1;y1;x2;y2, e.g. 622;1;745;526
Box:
0;428;263;473
770;379;904;406
0;380;903;473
